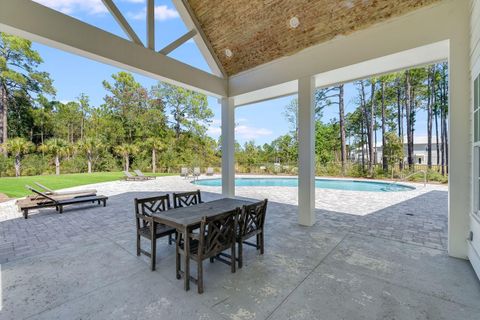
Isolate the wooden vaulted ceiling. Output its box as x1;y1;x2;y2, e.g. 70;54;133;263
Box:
187;0;440;76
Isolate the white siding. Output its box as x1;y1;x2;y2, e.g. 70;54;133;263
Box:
469;0;480;280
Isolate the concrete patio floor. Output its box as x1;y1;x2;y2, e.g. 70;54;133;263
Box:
0;176;479;319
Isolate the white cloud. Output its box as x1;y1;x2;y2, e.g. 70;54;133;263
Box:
129;5;179;21
235;125;273;139
34;0;107;15
155;5;179;20
206;124;272;140
207;127;221;137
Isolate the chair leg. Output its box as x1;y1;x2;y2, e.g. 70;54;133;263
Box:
260;231;265;255
136;233;141;256
168;234;172;245
176;241;181;279
238;240;243;269
198;260;204;294
231;243;236;273
151;237;156;271
256;234;260;250
150;223;157;271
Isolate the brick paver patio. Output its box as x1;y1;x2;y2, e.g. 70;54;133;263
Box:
0;176;478;319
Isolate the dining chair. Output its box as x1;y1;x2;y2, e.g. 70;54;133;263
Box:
172;190;203;208
176;208;238;293
237;199;268;268
134;194;175;271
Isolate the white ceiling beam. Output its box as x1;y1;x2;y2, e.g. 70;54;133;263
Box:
147;0;154;50
159;29;197;55
101;0;143;46
172;0;227;78
0;0;227;97
233;41;448;107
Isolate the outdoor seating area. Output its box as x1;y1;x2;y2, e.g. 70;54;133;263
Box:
1;0;480;319
135;189;268;293
181;167;216;179
1;177;479;319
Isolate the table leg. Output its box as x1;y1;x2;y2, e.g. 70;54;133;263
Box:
184;226;190;291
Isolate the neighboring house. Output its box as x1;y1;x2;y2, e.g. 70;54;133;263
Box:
350;136;442;165
375;136;442;165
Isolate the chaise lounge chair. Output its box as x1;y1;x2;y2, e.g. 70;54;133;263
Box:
134;169;155;180
193;167;201;180
180;167;189;179
206;167;214;176
18;185;108;219
32;182;97;197
123;171;149;181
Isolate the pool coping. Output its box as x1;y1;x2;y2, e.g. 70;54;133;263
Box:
192;174;418;191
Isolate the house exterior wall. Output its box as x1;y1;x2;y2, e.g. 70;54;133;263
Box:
375;143;441;165
469;0;480;280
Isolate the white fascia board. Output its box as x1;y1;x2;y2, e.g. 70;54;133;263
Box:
234;80;298;107
0;0;227;97
232;41;448;106
229;0;457;97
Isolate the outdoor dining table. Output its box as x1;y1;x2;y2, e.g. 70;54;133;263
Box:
151;197;254;291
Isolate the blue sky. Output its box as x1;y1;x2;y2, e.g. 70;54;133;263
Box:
31;0;428;146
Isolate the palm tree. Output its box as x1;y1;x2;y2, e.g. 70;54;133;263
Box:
144;137;164;173
114;143;138;172
39;138;70;175
3;137;34;177
78;137;103;173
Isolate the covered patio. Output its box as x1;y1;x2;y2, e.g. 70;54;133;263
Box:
1;0;480;318
1;177;479;319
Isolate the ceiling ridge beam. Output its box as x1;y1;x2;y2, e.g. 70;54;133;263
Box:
102;0;143;46
159;29;197;55
147;0;154;50
172;0;227;78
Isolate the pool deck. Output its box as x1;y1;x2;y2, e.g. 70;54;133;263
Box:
1;175;478;320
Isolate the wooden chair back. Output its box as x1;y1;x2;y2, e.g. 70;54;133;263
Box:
172;190;203;208
239;199;268;238
198;209;238;259
135;194;170;217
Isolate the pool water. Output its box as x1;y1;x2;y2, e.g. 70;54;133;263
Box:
193;178;415;192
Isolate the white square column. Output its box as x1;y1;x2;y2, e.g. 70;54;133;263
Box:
221;97;235;197
298;76;316;226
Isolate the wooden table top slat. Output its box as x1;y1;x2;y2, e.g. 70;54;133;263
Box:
152;198;254;228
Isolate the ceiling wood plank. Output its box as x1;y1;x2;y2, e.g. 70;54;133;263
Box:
159;29;197;55
188;0;440;76
102;0;143;46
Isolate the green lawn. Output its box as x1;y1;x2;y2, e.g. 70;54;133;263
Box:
0;172;174;198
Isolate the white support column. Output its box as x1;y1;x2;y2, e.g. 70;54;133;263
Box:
448;24;471;258
298;76;316;226
221;97;235;197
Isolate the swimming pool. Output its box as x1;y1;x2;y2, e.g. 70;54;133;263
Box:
193;177;415;192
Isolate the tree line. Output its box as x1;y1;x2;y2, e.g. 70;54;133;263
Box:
234;62;449;181
0;32;449;182
0;33;220;177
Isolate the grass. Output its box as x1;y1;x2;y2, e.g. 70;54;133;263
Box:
0;172;175;198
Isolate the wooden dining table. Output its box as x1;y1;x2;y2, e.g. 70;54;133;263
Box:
151;197;254;291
